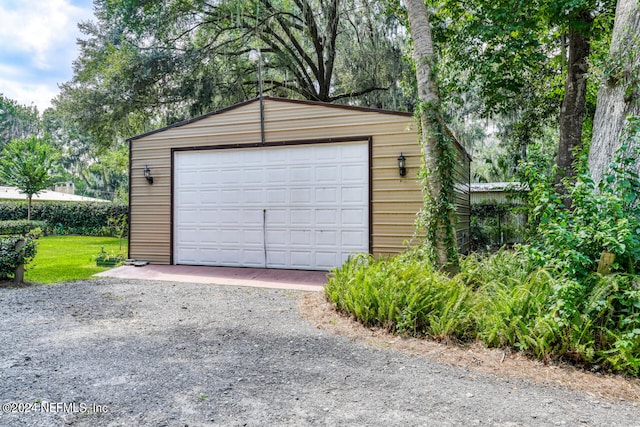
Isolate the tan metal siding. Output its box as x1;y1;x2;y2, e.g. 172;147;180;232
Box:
129;98;470;265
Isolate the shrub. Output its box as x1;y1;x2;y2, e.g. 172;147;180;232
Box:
0;202;128;236
327;249;640;375
0;220;46;236
326;249;475;339
0;235;37;280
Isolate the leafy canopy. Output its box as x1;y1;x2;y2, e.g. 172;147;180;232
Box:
0;137;60;219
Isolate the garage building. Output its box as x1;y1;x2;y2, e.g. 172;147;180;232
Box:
128;97;470;270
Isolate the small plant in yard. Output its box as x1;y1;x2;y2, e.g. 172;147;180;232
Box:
94;246;126;267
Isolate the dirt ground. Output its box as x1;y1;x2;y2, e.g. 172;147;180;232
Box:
1;278;639;426
298;291;640;403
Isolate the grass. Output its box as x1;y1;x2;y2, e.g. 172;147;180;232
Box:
24;235;127;284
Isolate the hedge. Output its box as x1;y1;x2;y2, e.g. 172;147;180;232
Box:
0;220;46;236
0;202;128;236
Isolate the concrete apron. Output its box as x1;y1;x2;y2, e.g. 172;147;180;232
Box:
94;264;328;292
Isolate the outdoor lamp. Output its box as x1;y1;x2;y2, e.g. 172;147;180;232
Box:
144;165;154;184
248;49;261;63
397;153;407;177
249;48;266;144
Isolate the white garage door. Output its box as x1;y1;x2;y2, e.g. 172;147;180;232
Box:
173;141;369;270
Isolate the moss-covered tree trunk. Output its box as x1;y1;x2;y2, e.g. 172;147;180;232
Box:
405;0;458;271
588;0;640;185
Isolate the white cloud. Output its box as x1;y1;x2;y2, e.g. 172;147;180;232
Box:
0;0;94;111
0;76;58;112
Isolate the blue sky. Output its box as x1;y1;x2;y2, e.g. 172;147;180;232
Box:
0;0;95;112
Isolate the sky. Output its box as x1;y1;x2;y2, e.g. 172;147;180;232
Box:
0;0;96;112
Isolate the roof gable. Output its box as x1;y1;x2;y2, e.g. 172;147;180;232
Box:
127;97;413;142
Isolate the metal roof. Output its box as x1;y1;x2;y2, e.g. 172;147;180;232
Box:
0;186;110;203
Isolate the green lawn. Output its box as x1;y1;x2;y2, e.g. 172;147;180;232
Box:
25;236;127;284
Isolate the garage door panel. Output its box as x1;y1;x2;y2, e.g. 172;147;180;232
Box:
316;230;338;246
220;209;241;224
243;229;263;245
342;209;366;225
266;188;287;204
268;250;287;267
243;168;263;184
315;188;337;203
315;252;339;269
176;228;200;244
242;209;263;224
290;230;312;246
243;189;263;204
291;167;312;182
174;141;369;270
290;251;312;268
266;168;288;183
200;209;220;225
266;230;287;245
342;165;366;182
290;188;312;203
342;230;367;248
316;209;338;225
266;209;287;225
178;208;199;224
178;191;200;206
221;190;240;203
341;187;367;204
201;190;219;203
316;166;338;183
290;209;312;225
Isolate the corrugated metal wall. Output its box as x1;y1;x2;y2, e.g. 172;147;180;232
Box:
129;97;471;264
454;146;471;253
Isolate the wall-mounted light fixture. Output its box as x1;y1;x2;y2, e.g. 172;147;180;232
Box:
144;165;154;185
397;153;407;177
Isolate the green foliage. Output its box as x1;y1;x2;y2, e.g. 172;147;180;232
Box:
326;250;474;338
0;220;46;236
0;136;61;219
0;236;37;280
94;245;126;266
0;94;40;152
0;202;128;237
414;101;460;270
521;119;640;277
328;126;640;375
327;249;640;374
0;137;60;192
57;0;410;150
42;109;129;203
470;203;525;250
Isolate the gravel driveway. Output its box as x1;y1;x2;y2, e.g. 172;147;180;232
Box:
1;278;639;426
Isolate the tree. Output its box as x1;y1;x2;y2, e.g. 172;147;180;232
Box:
57;0;410;150
404;0;459;270
588;0;640;184
0;137;60;220
430;0;614;185
0;94;40;151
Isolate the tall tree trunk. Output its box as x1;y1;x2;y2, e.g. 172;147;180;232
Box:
557;13;592;188
27;195;32;221
588;0;640;185
405;0;458;270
